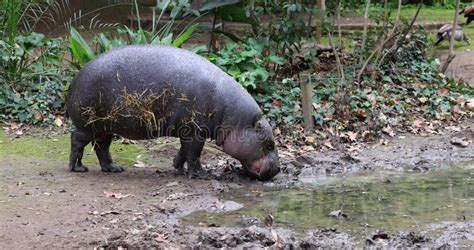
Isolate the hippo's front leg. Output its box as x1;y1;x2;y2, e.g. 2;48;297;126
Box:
93;134;124;173
176;137;209;178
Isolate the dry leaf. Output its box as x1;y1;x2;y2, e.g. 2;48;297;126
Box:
324;140;334;149
154;233;169;244
133;161;146;168
457;95;466;105
450;137;470;148
382;126;395;137
121;138;131;144
438;87;449;96
54;116;63;127
273;127;281;136
347;131;358;142
446;126;461;132
304;135;316;144
32;110;43;122
413;119;424;128
103;191;131;199
466;99;474;111
453;105;466;115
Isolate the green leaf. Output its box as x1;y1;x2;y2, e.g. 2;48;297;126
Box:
69;27;95;66
215;5;258;27
268;55;285;65
27;32;45;46
172;23;199;47
199;0;239;12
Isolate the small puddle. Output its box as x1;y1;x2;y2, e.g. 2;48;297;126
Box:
184;167;474;241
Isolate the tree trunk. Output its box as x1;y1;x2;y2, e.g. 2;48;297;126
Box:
315;0;326;43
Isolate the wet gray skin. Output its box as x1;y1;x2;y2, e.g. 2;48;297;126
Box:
66;45;280;181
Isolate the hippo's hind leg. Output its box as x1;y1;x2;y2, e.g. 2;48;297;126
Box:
173;147;186;175
93;134;124;173
69;129;94;172
175;137;209;178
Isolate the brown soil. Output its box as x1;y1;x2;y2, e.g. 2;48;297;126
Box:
0;120;473;248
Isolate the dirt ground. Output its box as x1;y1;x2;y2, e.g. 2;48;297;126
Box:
0;120;473;249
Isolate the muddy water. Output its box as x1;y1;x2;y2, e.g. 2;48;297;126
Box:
185;167;474;242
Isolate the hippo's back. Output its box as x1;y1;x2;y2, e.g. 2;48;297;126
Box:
66;45;260;138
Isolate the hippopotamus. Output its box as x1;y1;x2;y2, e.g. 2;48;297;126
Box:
66;45;280;181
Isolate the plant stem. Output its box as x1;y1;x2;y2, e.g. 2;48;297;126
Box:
442;0;460;73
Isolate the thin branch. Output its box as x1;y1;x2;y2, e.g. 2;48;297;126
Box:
336;0;343;48
392;1;423;57
328;32;345;81
442;0;460;73
359;0;371;64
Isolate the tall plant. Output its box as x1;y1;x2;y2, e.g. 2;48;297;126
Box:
69;0;200;68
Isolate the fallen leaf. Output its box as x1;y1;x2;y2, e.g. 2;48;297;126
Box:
382;126;395;137
273;127;281;136
453;105;466;115
312;102;321;109
54;117;63;127
466;99;474;111
457;95;466;105
100;211;121;216
165;181;179;187
32;110;43;122
121;138;131;144
133;161;146;168
103;191;131;199
450;137;470;148
264;214;274;227
328;210;352;220
154;233;169;244
304;135;316;144
413;119;424;128
438;87;449;96
445;126;461;132
347;131;358;142
323;140;334;149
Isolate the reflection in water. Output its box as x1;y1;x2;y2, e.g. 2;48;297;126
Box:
185;167;474;239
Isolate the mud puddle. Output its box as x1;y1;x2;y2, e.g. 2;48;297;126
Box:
184;166;474;246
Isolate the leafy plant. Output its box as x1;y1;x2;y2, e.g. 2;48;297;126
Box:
0;32;72;123
209;38;284;91
258;78;303;127
68;0;200;68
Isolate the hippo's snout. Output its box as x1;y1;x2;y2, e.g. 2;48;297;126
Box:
246;151;280;181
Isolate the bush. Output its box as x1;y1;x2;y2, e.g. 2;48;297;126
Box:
0;33;72;123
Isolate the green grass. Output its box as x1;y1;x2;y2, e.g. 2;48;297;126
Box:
0;130;149;167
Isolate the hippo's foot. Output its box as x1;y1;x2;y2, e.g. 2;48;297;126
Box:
70;164;89;172
173;149;186;175
188;168;210;179
101;164;124;173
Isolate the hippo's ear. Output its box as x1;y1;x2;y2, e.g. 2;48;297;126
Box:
252;114;263;128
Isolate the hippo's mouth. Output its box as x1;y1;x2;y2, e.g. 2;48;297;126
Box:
243;155;280;181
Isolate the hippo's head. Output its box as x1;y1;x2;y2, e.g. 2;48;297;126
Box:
218;116;280;181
